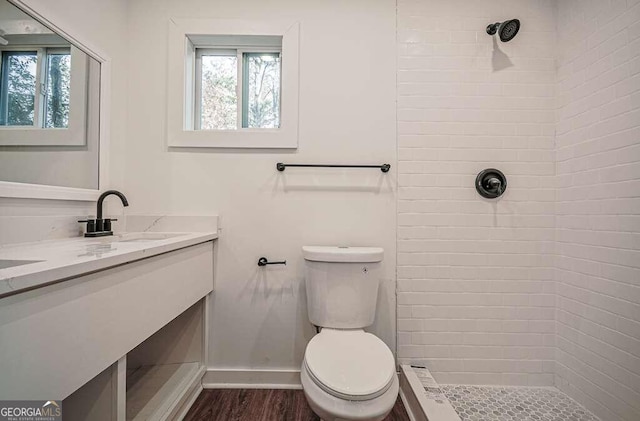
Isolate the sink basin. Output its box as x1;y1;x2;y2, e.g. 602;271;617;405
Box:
0;259;43;269
111;232;185;243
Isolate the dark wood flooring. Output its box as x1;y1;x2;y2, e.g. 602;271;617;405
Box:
184;389;410;421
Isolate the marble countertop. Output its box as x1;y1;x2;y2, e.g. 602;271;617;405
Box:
0;231;218;298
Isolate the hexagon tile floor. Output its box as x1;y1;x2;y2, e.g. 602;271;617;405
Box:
441;385;600;421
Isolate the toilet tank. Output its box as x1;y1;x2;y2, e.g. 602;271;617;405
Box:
303;246;383;329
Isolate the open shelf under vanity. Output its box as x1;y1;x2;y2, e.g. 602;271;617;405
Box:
63;298;208;421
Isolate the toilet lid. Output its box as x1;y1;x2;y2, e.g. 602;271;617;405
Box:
304;329;395;400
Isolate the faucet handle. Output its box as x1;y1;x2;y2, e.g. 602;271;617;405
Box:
78;219;97;233
103;218;119;232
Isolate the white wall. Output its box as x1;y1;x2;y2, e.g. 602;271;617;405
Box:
396;0;557;386
0;0;128;243
555;1;640;420
123;0;397;371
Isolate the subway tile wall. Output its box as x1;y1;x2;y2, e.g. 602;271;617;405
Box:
396;1;640;420
555;1;640;421
396;0;558;387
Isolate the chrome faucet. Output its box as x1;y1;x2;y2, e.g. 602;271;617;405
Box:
79;190;129;237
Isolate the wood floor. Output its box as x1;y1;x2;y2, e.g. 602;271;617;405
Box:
184;389;410;421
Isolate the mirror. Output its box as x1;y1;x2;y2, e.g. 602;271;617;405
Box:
0;0;100;190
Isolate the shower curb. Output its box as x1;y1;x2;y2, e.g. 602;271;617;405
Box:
399;364;461;421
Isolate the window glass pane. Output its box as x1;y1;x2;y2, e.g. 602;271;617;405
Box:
0;51;37;126
45;52;71;128
243;53;280;129
200;55;237;130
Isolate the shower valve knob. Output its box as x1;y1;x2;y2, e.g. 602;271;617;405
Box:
476;169;507;199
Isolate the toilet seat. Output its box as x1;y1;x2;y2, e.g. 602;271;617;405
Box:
303;329;395;401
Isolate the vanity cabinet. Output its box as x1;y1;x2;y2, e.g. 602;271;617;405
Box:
0;240;214;421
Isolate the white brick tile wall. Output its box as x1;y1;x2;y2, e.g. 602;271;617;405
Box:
396;1;640;420
555;1;640;420
396;0;557;387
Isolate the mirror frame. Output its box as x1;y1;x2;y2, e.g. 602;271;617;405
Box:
0;0;110;201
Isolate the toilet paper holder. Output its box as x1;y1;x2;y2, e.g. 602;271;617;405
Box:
258;257;287;267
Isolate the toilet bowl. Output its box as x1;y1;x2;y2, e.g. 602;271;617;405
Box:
301;246;398;421
301;328;398;421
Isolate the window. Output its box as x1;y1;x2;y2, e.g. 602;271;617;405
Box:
243;53;281;129
167;19;299;148
194;45;281;130
44;50;71;128
0;48;71;128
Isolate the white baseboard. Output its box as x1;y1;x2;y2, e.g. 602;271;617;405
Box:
202;369;302;390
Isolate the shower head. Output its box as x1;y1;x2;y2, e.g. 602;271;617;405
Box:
486;19;520;42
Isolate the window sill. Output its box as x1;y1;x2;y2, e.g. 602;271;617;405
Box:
168;127;297;149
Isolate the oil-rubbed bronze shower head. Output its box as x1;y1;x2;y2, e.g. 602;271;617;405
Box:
486;19;520;42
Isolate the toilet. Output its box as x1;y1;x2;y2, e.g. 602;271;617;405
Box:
301;246;399;421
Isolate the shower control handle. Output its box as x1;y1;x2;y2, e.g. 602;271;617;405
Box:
487;177;503;194
476;169;507;199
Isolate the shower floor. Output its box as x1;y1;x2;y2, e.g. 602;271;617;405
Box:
441;385;600;421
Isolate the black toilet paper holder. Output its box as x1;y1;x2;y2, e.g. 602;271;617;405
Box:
258;257;287;266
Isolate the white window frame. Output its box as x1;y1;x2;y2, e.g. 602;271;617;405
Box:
168;19;299;149
0;45;89;146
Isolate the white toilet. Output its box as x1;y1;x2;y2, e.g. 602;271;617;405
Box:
301;246;398;421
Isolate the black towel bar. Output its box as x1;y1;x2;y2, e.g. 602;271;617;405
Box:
276;163;390;173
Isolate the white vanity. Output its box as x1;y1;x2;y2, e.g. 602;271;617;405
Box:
0;230;217;421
